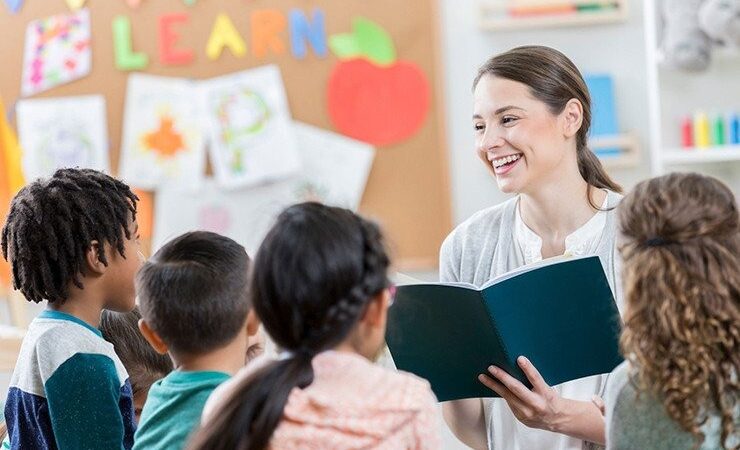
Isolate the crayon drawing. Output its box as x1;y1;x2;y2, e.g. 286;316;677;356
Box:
153;180;295;255
15;95;109;181
200;65;301;188
290;122;375;210
120;74;205;190
21;9;91;96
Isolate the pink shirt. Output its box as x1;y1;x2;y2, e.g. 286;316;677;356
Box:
204;350;441;450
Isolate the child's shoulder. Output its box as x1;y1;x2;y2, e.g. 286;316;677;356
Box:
313;351;437;411
15;312;128;387
370;360;438;409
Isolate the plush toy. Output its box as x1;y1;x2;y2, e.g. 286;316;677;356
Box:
698;0;740;47
662;0;740;72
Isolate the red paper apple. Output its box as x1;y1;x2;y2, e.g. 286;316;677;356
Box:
327;18;430;146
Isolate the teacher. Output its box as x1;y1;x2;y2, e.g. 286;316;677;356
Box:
440;46;624;450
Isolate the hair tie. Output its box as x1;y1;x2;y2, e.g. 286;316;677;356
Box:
279;347;317;361
644;237;674;247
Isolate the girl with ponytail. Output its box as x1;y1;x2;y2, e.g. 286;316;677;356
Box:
605;173;739;450
188;202;441;450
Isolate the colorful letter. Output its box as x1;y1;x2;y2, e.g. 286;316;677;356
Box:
159;13;194;65
206;13;247;60
113;15;149;71
289;9;327;59
250;9;287;58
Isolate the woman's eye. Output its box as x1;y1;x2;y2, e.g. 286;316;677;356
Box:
501;116;518;125
474;123;485;132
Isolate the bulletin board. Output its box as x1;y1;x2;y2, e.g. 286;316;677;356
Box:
0;0;451;270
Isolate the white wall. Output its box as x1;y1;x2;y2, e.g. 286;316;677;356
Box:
438;0;653;226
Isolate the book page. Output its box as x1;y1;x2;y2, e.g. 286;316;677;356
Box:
394;272;477;290
482;254;594;289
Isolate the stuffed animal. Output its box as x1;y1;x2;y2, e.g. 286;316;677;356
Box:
699;0;740;47
662;0;739;72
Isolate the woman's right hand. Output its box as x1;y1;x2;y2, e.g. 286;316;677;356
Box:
591;395;605;416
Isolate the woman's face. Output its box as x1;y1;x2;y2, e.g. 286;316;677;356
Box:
473;75;573;194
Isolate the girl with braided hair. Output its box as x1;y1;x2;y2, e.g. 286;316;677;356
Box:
189;202;441;450
604;173;739;450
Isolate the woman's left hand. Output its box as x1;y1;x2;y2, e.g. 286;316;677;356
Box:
477;356;568;432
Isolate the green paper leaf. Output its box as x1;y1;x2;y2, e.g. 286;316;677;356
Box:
328;33;361;60
353;18;396;65
329;17;396;65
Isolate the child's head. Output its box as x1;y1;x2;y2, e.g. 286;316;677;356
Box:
135;231;252;364
100;307;174;423
618;172;739;449
188;202;392;450
1;168;140;311
253;202;392;360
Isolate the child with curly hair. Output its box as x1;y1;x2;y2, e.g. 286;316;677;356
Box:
606;172;739;450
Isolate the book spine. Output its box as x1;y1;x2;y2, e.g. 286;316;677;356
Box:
479;291;514;372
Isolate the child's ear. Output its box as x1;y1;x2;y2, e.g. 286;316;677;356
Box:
138;319;169;355
245;309;261;337
361;289;390;329
85;241;108;275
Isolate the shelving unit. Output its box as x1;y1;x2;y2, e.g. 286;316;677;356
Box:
662;146;740;165
644;0;740;186
479;0;627;31
591;133;641;169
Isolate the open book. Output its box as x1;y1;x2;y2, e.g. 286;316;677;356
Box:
386;255;623;402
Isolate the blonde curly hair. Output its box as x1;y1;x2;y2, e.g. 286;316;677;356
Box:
618;172;739;449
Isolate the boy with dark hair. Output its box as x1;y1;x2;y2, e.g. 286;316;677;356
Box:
1;168;141;450
133;231;259;450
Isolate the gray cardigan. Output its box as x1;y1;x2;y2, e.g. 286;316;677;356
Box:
439;191;623;450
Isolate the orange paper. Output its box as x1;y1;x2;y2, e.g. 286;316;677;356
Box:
159;13;194;65
0;155;11;288
0;96;24;289
0;99;24;195
133;189;153;240
250;9;287;58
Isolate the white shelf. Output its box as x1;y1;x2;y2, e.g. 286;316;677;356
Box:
479;0;627;30
662;146;740;165
590;133;641;169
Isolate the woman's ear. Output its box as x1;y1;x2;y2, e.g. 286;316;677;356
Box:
562;98;584;139
85;241;108;275
138;319;169;355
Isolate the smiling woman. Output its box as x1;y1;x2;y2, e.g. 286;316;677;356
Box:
440;46;625;450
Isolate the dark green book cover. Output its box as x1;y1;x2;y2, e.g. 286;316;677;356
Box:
385;255;623;402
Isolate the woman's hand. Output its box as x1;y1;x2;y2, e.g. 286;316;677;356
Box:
478;356;606;444
478;356;567;431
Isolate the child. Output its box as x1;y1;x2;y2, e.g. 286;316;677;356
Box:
606;173;739;450
1;168;141;449
189;202;441;450
100;307;174;423
133;231;259;450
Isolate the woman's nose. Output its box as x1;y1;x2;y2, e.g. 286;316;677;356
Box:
479;127;505;151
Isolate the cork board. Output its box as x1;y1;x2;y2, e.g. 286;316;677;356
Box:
0;0;451;270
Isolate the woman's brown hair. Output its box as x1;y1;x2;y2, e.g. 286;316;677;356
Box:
474;45;622;208
618;172;739;449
